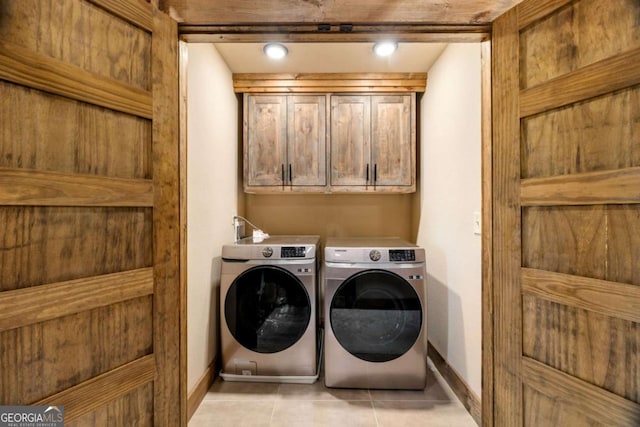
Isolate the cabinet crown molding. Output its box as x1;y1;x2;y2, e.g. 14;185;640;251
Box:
233;73;427;93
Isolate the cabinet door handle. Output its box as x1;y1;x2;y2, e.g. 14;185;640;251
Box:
366;163;370;182
374;164;378;182
281;164;285;188
289;164;293;183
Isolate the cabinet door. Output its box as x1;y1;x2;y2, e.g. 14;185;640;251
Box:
245;95;287;186
287;95;326;186
330;95;371;186
371;95;413;187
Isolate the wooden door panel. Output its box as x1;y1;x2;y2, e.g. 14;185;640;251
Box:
523;296;640;402
0;207;152;291
523;206;640;285
371;95;412;187
492;0;640;425
330;95;371;186
1;296;152;404
0;0;182;425
522;206;608;279
0;0;152;91
246;95;287;186
287;95;326;186
519;0;640;89
0;82;151;178
521;85;640;179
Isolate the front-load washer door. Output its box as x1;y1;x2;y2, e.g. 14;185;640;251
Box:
225;265;311;354
330;269;422;362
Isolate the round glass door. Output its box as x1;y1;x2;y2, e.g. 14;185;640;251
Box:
225;265;311;354
330;269;422;362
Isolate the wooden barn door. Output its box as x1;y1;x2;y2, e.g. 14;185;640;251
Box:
491;0;640;425
0;1;183;426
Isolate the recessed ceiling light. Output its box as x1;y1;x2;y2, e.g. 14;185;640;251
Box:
264;43;288;59
373;41;398;57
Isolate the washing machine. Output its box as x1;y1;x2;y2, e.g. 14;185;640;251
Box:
323;237;427;389
220;235;320;380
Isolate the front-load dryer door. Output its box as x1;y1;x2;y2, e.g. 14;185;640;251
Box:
225;265;311;354
330;269;422;362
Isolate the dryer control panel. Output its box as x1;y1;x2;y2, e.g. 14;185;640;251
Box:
389;249;416;262
324;238;425;264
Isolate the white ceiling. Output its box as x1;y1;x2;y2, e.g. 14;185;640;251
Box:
213;42;448;73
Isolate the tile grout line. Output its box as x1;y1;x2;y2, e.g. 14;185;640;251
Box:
268;383;282;427
368;389;381;427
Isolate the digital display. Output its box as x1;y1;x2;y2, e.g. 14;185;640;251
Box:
281;246;306;258
389;249;416;262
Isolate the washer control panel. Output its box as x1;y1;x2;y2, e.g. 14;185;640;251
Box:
281;246;307;258
389;249;416;262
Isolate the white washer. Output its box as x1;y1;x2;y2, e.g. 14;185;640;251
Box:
323;237;427;390
221;235;319;380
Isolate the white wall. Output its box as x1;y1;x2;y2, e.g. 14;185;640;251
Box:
187;44;238;392
417;43;482;397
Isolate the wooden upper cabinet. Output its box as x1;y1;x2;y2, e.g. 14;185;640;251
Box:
330;95;371;187
245;95;288;187
244;91;416;193
288;95;327;187
331;94;415;192
244;94;326;192
371;95;413;187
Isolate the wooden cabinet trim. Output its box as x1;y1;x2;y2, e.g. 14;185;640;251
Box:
234;73;427;94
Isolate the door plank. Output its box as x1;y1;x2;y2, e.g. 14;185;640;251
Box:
88;0;153;32
491;7;523;425
520;48;640;118
517;0;574;30
0;168;153;207
36;355;154;423
65;382;153;427
520;167;640;206
522;268;640;324
151;8;183;426
0;268;154;331
0;39;153;119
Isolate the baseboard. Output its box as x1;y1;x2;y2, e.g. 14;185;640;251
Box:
427;342;481;426
187;357;218;421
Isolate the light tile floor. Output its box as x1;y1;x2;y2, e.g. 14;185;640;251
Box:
190;360;478;427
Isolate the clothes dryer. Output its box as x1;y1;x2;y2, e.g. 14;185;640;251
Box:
323;237;426;389
221;235;319;380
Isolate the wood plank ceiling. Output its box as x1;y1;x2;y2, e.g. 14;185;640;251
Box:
160;0;525;41
162;0;525;24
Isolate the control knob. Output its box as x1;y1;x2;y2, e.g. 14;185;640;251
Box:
262;247;273;258
369;249;381;261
